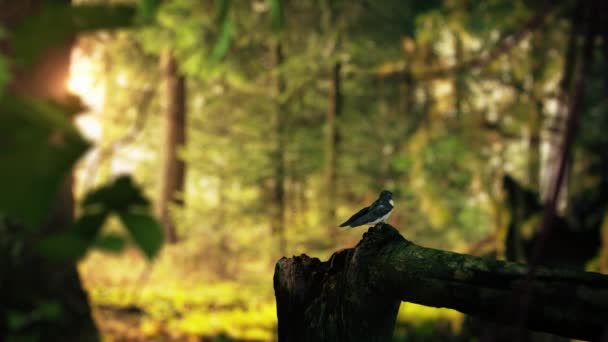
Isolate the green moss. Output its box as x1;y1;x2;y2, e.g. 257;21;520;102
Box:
453;269;473;281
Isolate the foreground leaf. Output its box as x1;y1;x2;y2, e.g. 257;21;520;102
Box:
37;234;89;260
12;3;136;66
71;210;109;240
83;176;149;212
94;233;127;253
118;211;164;259
0;97;89;230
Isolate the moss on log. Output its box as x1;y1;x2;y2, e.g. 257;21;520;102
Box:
274;224;608;341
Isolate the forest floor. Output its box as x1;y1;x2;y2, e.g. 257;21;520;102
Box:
80;247;463;341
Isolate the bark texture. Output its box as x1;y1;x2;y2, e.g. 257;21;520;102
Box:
156;48;186;244
274;224;608;342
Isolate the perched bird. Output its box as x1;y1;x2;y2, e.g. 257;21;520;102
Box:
339;190;394;228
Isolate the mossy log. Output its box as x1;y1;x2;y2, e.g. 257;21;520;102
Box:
273;224;608;341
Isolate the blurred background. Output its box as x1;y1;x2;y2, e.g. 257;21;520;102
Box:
1;0;607;341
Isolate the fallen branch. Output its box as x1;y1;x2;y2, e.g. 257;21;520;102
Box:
274;224;608;341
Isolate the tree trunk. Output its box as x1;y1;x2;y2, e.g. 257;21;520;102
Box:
156;48;186;244
325;62;341;240
453;31;463;123
539;3;581;212
600;2;608;274
527;99;542;190
274;224;608;342
272;40;287;257
1;1;98;340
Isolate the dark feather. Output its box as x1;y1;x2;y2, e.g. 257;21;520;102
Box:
346;202;392;227
339;206;370;227
339;190;394;228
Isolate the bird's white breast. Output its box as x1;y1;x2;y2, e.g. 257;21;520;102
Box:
369;210;393;225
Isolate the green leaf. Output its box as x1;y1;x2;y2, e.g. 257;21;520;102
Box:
6;310;29;331
137;0;161;24
211;0;233;62
31;301;63;322
211;17;233;62
391;156;412;172
12;3;136;66
37;234;89;260
215;0;231;26
81;176;160;258
94;233;126;253
0;53;10;97
71;210;109;241
118;211;163;259
0;97;89;230
7;301;63;330
268;0;283;32
83;176;149;212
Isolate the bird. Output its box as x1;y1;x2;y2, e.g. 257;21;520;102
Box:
339;190;394;228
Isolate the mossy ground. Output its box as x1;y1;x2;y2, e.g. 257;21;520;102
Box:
81;247;463;341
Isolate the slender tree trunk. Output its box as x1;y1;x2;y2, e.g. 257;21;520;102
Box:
325;62;341;239
377;81;393;189
398;72;413;121
600;214;608;273
1;1;98;340
528;100;542;190
214;175;233;279
453;31;463;124
526;27;548;191
272;40;287;257
156;48;186;244
540;4;580;212
600;1;608;274
512;4;597;338
274;224;608;342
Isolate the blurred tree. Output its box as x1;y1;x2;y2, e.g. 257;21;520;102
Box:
324;61;341;241
156;47;186;244
271;39;287;257
321;0;342;243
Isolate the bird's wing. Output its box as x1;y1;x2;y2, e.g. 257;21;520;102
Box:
346;201;392;227
339;206;370;227
369;202;392;217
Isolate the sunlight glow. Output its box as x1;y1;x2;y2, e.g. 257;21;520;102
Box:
68;45;108;197
68;48;105;112
74;114;102;142
69;47;106;143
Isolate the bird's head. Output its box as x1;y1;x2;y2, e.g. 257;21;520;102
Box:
379;190;392;199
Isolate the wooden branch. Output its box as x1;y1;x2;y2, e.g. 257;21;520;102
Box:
274;224;608;341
